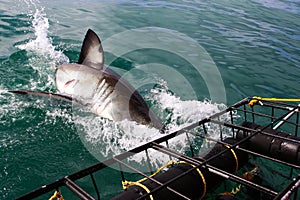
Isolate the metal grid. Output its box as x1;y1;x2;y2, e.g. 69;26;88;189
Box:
16;97;300;200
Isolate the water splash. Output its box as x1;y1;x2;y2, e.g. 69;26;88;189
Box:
74;80;229;169
15;0;69;91
17;1;68;63
148;78;227;129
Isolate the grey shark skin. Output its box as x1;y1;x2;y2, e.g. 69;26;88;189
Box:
12;29;165;132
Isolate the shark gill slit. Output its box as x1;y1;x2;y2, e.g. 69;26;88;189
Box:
93;80;114;115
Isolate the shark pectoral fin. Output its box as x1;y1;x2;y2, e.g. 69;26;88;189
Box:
9;90;75;103
78;29;104;70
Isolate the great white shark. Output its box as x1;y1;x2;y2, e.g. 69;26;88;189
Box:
10;29;165;132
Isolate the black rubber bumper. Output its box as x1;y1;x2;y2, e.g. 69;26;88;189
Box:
237;121;300;165
111;138;248;200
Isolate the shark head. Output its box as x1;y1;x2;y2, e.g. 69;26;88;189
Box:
55;29;165;132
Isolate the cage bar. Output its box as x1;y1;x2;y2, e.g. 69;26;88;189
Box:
16;97;300;200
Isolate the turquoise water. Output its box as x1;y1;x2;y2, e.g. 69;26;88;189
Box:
1;0;300;199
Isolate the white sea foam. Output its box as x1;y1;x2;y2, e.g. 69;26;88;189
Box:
0;91;29;126
16;0;68;91
18;0;68;64
73;80;230;170
149;79;227;129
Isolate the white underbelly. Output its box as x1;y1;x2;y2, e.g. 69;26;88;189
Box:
91;80;131;121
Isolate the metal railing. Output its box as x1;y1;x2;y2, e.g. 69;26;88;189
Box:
16;97;300;200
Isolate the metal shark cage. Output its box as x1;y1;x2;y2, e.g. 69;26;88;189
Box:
16;97;300;200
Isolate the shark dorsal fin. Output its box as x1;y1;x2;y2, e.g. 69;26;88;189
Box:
78;29;104;70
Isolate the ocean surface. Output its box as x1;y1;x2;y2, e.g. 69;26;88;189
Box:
0;0;300;199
